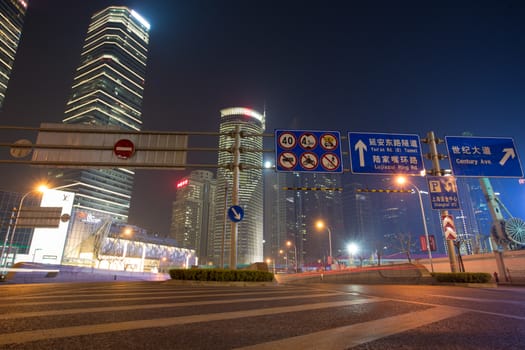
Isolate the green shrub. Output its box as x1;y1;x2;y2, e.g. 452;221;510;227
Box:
169;268;274;282
431;272;492;283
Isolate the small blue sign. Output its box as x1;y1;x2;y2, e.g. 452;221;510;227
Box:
348;132;424;175
445;136;523;178
275;130;343;173
227;205;244;222
427;176;460;210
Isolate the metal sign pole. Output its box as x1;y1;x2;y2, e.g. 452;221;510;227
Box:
230;125;241;270
426;131;458;272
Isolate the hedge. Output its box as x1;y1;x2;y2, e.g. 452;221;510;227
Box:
431;272;492;283
169;268;274;282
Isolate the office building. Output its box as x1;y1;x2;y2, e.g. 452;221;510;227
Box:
211;107;265;266
170;170;216;264
52;6;150;221
0;0;27;109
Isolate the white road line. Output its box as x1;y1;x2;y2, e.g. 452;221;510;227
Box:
0;298;381;345
3;289;314;306
428;294;525;305
235;306;464;350
0;292;349;320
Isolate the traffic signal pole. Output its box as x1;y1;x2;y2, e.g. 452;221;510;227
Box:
425;131;458;272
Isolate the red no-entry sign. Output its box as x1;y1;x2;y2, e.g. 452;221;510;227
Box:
113;139;135;159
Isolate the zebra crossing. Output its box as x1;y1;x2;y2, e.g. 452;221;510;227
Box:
0;281;466;349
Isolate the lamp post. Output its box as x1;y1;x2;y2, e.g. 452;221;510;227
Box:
1;184;48;275
396;176;434;273
315;220;333;266
286;241;298;273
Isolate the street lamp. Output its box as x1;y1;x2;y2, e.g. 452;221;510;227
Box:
347;243;359;266
286;241;298;273
1;184;48;275
315;220;333;266
396;176;434;273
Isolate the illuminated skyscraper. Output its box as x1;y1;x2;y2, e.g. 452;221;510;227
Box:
211;107;265;266
170;170;216;264
0;0;27;109
53;7;150;221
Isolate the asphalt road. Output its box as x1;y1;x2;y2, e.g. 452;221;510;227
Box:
0;281;524;349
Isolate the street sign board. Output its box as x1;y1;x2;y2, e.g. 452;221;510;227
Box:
445;136;523;177
348;132;424;175
275;130;343;173
227;205;244;222
427;176;460;210
114;139;135;159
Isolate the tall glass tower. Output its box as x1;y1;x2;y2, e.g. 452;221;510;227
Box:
54;7;150;221
0;0;27;109
211;107;265;266
170;170;216;264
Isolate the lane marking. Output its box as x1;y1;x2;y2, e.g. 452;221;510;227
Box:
428;294;525;306
3;289;318;306
0;292;351;320
0;298;382;345
235;306;464;350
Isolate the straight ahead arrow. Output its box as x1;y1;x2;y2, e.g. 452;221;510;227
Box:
355;140;367;167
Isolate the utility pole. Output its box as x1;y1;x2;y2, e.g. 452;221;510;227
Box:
424;131;458;272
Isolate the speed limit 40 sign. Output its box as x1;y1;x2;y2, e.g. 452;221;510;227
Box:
275;129;343;173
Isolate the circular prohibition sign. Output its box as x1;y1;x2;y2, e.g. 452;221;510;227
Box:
300;152;318;170
278;152;298;170
278;132;297;149
320;133;338;151
320;153;340;171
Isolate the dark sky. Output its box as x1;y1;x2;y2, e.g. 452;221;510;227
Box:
1;0;525;234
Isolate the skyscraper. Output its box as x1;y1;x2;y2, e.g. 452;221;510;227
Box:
170;170;216;264
0;0;27;109
53;7;150;221
211;107;265;266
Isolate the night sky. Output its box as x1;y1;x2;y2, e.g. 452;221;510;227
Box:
1;0;524;234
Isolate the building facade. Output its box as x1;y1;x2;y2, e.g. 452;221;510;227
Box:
170;170;216;264
51;6;150;221
0;0;27;109
211;107;265;266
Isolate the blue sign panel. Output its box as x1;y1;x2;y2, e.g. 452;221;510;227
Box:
275;130;343;173
427;176;460;210
445;136;523;177
228;205;244;222
348;132;424;175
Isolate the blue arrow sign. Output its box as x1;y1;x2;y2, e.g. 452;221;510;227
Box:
445;136;523;177
348;132;424;175
227;205;244;222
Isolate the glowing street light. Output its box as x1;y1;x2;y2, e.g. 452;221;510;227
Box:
315;220;333;265
396;176;434;273
286;241;298;273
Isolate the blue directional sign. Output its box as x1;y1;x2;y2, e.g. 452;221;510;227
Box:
348;132;424;175
275;130;343;173
227;205;244;222
427;176;460;210
445;136;523;178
